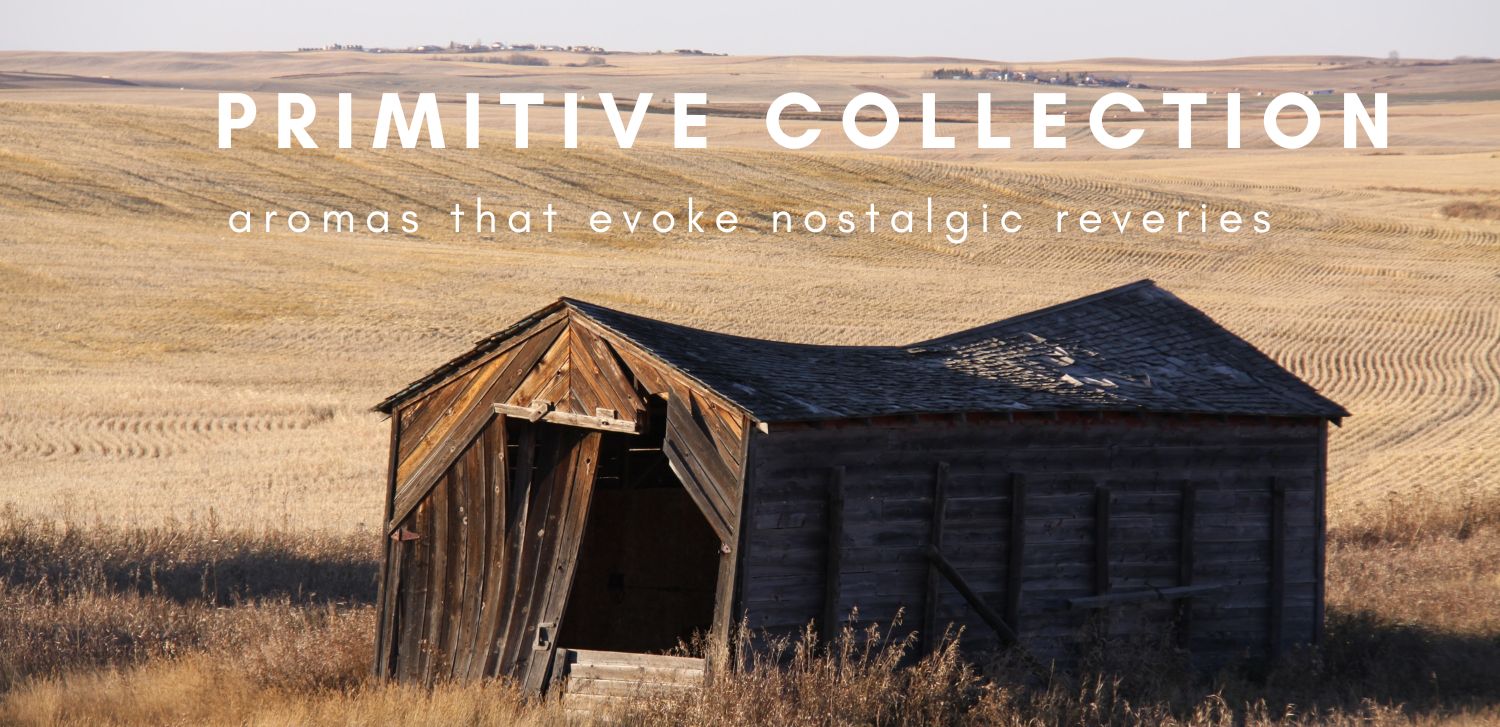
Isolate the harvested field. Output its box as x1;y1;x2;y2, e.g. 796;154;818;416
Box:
0;50;1497;724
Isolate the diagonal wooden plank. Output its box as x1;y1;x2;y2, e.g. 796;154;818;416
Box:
509;328;571;409
390;320;566;532
663;389;738;541
397;365;493;481
572;325;646;420
397;367;480;466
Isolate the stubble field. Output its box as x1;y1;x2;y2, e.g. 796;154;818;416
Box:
0;50;1497;724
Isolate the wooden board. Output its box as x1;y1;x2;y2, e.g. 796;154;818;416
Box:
662;385;744;542
555;648;705;714
381;417;604;686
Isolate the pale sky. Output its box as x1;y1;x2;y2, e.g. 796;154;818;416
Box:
2;0;1496;60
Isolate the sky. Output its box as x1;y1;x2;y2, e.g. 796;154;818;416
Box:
2;0;1496;60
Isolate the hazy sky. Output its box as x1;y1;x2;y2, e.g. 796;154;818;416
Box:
3;0;1495;60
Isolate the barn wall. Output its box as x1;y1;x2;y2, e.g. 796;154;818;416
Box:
377;415;601;687
375;309;756;686
739;413;1326;666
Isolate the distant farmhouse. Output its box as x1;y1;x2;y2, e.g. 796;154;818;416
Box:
298;40;615;55
934;67;1143;89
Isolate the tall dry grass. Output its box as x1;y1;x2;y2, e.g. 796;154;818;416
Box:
0;506;375;693
1;492;1497;726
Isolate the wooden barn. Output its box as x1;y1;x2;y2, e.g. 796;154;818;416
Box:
370;280;1346;699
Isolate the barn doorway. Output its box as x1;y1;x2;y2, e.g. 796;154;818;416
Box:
557;401;722;655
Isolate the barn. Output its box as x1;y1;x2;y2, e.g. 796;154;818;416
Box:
370;280;1346;698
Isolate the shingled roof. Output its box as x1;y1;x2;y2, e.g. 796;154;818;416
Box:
376;280;1347;422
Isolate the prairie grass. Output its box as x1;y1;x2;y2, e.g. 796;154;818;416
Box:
0;492;1496;726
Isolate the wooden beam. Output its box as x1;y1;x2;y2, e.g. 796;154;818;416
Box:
923;545;1018;645
923;462;950;654
494;403;642;434
498;400;549;422
1177;481;1197;647
718;416;756;677
1314;423;1328;645
821;466;846;643
1093;485;1111;596
1269;476;1287;658
1005;474;1026;635
374;412;402;677
1067;584;1226;609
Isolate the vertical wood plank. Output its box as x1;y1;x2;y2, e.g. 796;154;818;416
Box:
471;417;509;679
1314;423;1328;645
1269;476;1287;658
1005;474;1026;637
454;432;488;678
374;413;401;676
1093;485;1111;596
520;429;603;694
441;444;473;679
491;421;534;678
395;499;432;683
1176;481;1197;648
922;462;950;654
421;474;451;685
713;418;755;678
821;466;846;643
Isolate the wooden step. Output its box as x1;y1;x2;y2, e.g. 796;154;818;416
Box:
553;648;705;715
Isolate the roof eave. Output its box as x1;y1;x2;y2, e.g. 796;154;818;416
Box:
370;298;570;414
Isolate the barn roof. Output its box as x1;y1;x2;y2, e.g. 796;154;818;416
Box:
375;280;1347;422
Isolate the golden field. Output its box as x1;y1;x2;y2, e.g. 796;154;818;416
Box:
0;50;1498;724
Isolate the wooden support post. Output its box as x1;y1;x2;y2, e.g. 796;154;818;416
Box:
1176;482;1197;648
373;411;402;677
1269;476;1286;659
1004;474;1026;637
1314;424;1328;645
821;466;846;644
923;462;950;654
1093;486;1111;596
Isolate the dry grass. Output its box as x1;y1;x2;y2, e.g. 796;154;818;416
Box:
0;507;375;692
0;492;1496;726
1439;201;1500;221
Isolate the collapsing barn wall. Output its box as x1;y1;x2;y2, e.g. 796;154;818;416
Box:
374;307;754;689
740;412;1327;666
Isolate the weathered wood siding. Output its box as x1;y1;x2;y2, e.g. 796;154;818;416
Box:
740;413;1326;666
377;415;601;686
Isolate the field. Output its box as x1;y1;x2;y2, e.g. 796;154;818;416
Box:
0;50;1498;724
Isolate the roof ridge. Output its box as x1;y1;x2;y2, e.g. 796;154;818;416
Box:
910;279;1158;347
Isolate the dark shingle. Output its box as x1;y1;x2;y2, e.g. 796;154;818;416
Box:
378;281;1347;422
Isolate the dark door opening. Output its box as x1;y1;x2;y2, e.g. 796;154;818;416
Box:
558;403;721;654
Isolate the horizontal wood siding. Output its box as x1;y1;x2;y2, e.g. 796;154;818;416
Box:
741;415;1324;666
